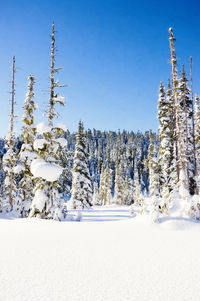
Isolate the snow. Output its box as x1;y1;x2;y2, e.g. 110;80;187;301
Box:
33;139;48;150
31;159;63;182
0;205;200;301
36;122;51;135
55;122;67;132
13;164;25;174
31;189;47;212
55;137;67;147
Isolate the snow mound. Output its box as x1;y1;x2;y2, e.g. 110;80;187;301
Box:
55;123;67;132
36;122;51;135
31;159;63;182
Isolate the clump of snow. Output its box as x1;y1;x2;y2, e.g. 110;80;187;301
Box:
31;159;63;182
36;122;51;135
31;189;47;213
33;139;48;150
13;164;25;174
56;138;67;147
55;123;67;132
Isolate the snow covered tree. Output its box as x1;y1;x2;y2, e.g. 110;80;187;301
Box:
123;175;134;205
99;165;112;206
92;181;101;205
15;75;37;216
147;132;160;221
134;160;143;206
158;80;176;212
114;160;124;205
194;93;200;172
2;56;17;212
168;28;190;208
178;65;195;195
48;22;65;126
30;23;67;220
70;121;92;209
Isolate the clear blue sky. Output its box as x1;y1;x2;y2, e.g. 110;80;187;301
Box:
0;0;200;137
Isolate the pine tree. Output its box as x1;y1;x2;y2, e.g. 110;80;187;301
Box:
30;23;67;220
148;140;160;222
92;181;101;205
168;28;190;207
178;65;195;195
123;175;134;205
2;56;17;212
15;75;37;216
194;93;200;171
134;160;143;206
158;80;176;212
114;160;124;205
70;121;92;209
99;165;112;206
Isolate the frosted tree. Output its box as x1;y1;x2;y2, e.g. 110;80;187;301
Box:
147;131;160;221
158;80;176;212
92;181;101;205
70;121;92;209
134;161;143;206
148;144;160;222
168;28;190;207
15;75;37;216
114;160;124;205
48;22;65;126
30;23;67;220
123;175;134;205
99;165;112;206
194;93;200;171
2;56;17;212
178;65;195;195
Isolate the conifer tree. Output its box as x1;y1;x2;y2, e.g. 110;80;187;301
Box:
114;160;124;205
2;56;17;211
178;65;195;195
70;121;92;209
148;139;160;222
15;75;37;216
168;28;190;203
99;165;112;206
158;81;176;211
30;23;67;220
123;175;134;205
133;161;143;206
194;93;200;171
92;181;101;205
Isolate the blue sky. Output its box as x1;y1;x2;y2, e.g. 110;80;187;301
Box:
0;0;200;136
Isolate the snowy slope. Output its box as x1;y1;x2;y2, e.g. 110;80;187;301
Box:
0;206;200;301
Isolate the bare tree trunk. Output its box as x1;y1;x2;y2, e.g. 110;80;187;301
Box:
48;22;55;127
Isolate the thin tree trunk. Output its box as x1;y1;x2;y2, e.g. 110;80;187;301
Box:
48;22;55;127
9;56;16;208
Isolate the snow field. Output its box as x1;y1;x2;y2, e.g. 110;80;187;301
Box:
0;206;200;301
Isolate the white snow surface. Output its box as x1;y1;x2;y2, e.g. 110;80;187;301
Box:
0;205;200;301
31;159;63;182
55;122;67;132
36;122;51;135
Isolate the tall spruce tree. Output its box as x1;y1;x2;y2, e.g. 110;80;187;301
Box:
30;23;67;220
2;56;17;212
158;80;176;212
194;93;200;171
15;75;37;216
70;121;92;209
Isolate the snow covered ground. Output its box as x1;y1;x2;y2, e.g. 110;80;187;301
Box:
0;205;200;301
